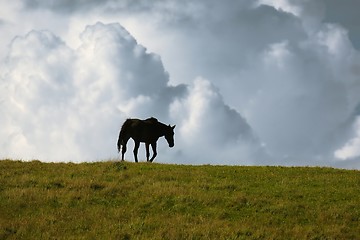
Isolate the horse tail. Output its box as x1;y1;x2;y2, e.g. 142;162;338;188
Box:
117;119;130;152
117;132;122;153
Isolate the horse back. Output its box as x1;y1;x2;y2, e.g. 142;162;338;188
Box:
123;118;160;142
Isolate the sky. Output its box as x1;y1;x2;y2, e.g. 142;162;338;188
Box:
1;0;360;169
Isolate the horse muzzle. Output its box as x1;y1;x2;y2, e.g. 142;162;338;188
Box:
169;143;174;148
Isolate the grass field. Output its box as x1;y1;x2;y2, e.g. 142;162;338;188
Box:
0;160;359;239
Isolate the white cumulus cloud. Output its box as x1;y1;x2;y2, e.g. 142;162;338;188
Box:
0;22;261;164
0;22;175;161
170;77;266;165
335;117;360;160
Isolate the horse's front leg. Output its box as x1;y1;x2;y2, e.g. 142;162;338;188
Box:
145;143;150;162
150;142;157;162
133;141;140;163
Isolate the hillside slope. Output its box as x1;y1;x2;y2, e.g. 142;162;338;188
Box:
0;160;359;239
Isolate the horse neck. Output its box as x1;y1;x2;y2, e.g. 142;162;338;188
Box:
156;122;168;137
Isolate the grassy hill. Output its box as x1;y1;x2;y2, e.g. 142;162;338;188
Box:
0;160;359;239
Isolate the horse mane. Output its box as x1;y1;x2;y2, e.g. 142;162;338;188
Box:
145;117;158;123
145;117;170;130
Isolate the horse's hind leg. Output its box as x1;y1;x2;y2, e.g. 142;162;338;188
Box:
121;145;126;161
150;142;157;162
145;143;150;162
121;138;129;161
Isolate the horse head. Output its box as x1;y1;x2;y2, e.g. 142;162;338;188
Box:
164;125;176;148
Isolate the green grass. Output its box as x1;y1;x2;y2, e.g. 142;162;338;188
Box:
0;160;359;239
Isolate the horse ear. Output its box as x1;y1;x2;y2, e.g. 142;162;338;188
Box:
172;125;176;130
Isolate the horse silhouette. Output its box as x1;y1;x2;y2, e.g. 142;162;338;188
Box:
117;117;176;162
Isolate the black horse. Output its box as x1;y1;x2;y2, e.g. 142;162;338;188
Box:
117;117;176;162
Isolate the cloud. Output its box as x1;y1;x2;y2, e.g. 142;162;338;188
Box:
1;1;360;168
170;77;267;165
0;29;77;160
283;0;360;50
235;22;360;166
0;22;261;165
0;22;176;161
137;1;360;167
335;117;360;160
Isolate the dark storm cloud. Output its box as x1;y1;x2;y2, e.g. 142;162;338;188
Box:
23;0;105;13
286;0;360;50
22;0;197;15
20;0;360;52
323;1;360;50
